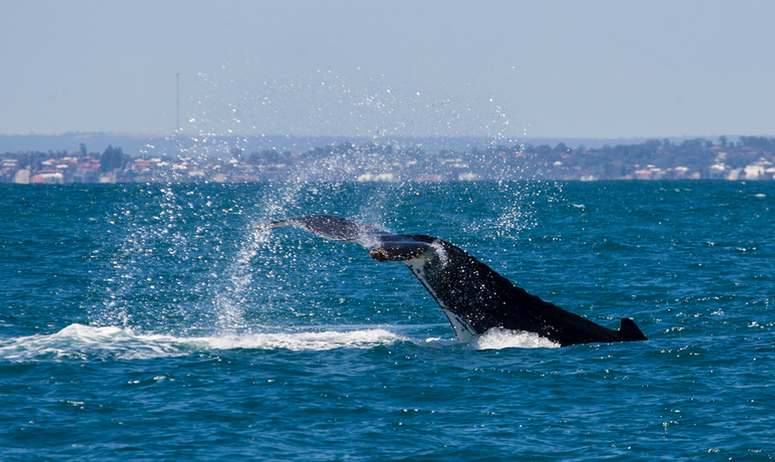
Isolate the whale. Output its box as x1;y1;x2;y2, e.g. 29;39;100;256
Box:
265;215;647;347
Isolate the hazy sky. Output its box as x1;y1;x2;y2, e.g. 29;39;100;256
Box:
2;0;774;138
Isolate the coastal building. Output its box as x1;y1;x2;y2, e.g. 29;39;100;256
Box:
743;164;765;180
30;172;64;184
13;168;30;184
98;172;116;184
457;172;479;181
726;168;743;180
415;174;444;182
709;162;727;179
1;159;18;181
356;172;396;182
633;165;667;180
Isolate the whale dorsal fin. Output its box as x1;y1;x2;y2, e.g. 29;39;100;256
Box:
619;318;647;341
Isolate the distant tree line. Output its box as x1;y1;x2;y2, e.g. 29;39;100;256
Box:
99;145;127;172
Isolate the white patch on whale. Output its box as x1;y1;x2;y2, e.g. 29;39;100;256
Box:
441;309;477;342
406;254;477;342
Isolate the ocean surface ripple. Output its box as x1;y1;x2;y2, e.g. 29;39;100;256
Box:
0;182;773;460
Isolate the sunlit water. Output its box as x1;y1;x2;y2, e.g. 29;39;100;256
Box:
0;182;773;460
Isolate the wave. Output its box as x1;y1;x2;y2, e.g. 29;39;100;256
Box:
0;323;405;361
0;323;560;361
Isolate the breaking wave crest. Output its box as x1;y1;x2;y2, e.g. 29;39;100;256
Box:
0;324;406;361
474;327;560;350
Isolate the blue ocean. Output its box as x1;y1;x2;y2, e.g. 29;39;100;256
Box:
1;181;772;460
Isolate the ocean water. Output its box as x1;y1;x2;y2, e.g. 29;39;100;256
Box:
0;181;772;460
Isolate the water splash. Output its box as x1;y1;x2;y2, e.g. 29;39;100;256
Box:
213;224;271;332
0;324;406;361
89;185;214;330
83;69;562;338
0;323;560;362
474;327;560;350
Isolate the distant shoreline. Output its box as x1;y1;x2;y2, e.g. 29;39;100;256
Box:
2;136;774;183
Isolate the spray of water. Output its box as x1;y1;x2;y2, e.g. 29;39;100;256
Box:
84;67;563;351
212;225;271;332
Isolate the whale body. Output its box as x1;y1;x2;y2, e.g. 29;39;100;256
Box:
266;215;647;347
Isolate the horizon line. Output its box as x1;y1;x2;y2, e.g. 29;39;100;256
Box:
0;131;773;141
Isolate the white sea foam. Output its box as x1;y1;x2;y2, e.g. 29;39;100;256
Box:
473;327;560;350
0;324;405;361
0;323;562;361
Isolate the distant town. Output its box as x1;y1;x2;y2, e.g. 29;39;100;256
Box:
2;136;774;184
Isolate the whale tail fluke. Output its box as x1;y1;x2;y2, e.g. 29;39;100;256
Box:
619;318;647;341
265;214;649;346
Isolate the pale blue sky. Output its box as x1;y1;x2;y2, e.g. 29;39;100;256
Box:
1;0;773;138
